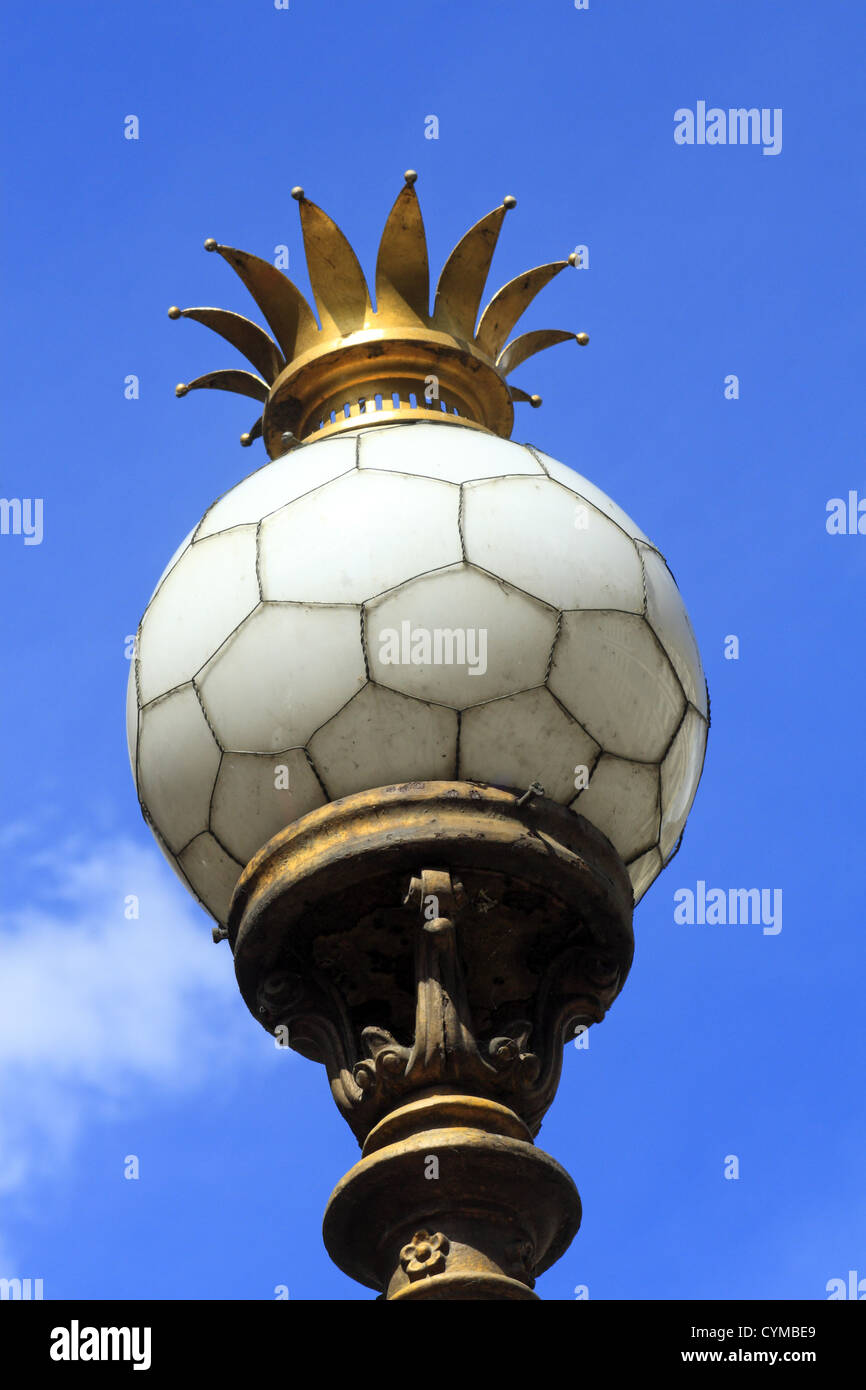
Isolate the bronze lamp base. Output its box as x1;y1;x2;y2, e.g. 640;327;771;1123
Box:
226;781;634;1300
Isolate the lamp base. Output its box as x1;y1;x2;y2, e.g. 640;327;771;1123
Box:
324;1092;581;1299
227;781;634;1298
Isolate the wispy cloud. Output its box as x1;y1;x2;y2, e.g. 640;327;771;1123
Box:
0;834;265;1203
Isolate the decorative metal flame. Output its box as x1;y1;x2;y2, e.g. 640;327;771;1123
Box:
170;172;589;457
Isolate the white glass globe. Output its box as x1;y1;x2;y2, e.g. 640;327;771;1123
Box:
127;421;708;924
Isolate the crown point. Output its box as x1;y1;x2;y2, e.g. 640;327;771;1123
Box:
203;238;218;252
240;432;252;447
530;394;542;408
576;332;590;346
503;195;517;209
291;186;305;201
167;305;181;319
404;169;418;185
175;383;189;397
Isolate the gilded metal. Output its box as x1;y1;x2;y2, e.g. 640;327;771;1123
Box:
476;259;575;359
294;191;373;337
174;369;268;402
227;780;633;1298
168;306;285;382
497;327;581;377
375;175;430;325
432;201;510;339
206;241;320;358
169;176;590;456
508;386;542;407
323;1090;582;1299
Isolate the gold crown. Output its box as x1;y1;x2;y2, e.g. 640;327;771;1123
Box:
169;172;588;459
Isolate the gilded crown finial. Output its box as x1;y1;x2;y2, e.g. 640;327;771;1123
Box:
171;176;587;458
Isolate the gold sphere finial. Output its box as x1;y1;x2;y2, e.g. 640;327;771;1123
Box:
175;383;189;397
576;332;590;346
530;394;542;408
240;432;252;447
203;238;218;252
503;195;517;210
567;252;579;267
167;306;181;319
291;186;305;201
404;170;418;185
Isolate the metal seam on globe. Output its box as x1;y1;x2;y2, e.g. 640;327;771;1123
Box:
543;610;563;684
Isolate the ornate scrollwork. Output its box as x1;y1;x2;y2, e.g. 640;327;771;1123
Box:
256;866;627;1143
350;871;541;1113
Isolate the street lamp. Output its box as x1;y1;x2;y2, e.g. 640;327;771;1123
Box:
127;173;708;1300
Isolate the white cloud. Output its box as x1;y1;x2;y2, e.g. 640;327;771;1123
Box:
0;834;268;1202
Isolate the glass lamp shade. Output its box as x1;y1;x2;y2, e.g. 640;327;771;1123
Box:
127;421;708;924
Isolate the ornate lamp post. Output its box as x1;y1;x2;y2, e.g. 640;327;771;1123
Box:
127;174;708;1300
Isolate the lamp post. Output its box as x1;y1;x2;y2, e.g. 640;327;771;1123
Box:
127;173;708;1299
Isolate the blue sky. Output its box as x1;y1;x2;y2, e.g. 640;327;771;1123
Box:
1;0;864;1300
